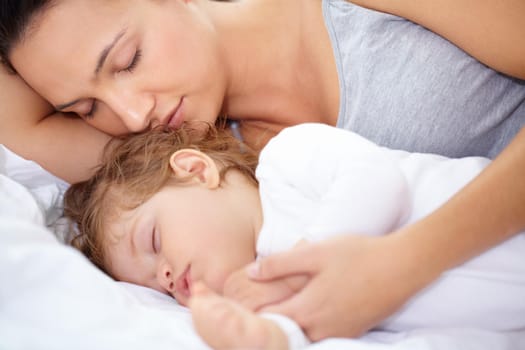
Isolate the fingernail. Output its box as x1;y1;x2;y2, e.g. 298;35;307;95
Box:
245;262;260;278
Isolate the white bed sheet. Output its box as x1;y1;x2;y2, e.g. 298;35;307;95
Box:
1;144;524;350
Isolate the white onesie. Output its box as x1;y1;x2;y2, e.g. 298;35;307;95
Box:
255;124;525;347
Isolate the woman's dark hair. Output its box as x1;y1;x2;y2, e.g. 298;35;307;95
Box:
0;0;55;73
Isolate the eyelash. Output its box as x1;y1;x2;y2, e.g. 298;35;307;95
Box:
84;101;97;119
122;49;142;73
152;228;158;254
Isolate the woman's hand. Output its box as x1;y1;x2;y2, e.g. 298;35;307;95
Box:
243;233;434;341
223;265;308;312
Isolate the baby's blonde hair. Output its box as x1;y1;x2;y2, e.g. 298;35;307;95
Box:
64;124;258;275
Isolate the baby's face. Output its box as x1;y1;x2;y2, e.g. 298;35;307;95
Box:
104;183;258;306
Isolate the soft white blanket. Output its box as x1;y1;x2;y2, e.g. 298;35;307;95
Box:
1;145;523;350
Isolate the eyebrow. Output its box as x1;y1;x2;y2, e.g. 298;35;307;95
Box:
55;99;81;111
95;29;127;76
54;29;127;111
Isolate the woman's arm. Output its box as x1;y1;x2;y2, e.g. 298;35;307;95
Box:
243;127;525;339
0;67;110;183
407;126;525;271
237;2;525;338
348;0;525;79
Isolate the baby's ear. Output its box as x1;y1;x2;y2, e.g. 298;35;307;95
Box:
169;149;220;188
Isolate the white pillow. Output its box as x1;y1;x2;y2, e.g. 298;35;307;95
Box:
0;166;210;350
0;145;69;239
0;145;210;349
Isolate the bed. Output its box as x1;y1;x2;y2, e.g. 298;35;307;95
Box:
1;144;524;350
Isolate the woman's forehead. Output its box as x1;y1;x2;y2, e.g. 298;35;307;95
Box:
26;0;123;35
11;0;130;100
19;0;129;54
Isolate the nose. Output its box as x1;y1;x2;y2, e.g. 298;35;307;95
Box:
157;262;176;295
104;89;155;132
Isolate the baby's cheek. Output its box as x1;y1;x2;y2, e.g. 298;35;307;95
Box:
197;257;250;296
204;269;234;296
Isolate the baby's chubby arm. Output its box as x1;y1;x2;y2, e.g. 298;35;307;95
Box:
260;123;411;240
304;155;410;240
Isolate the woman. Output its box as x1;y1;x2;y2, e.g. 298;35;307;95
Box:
1;0;524;341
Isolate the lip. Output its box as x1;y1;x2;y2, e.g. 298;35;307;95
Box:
175;264;192;302
166;97;185;129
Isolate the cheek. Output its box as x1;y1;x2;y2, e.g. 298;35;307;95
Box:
201;251;252;294
201;269;230;295
151;16;221;87
152;39;205;86
190;245;235;293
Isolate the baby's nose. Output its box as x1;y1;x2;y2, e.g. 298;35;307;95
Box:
157;264;175;294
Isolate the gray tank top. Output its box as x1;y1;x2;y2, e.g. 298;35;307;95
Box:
323;0;525;158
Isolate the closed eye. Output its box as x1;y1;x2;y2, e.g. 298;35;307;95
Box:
83;49;142;119
152;227;160;254
121;49;142;73
83;100;98;119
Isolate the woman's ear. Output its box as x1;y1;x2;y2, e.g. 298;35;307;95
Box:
169;149;220;188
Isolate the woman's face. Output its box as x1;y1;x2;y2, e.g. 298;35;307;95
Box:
11;0;227;135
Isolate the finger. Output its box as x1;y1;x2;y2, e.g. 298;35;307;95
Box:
191;280;214;297
242;281;297;311
189;283;227;317
246;245;318;281
284;274;310;293
258;289;310;323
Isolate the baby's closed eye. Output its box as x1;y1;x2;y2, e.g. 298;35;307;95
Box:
152;227;161;254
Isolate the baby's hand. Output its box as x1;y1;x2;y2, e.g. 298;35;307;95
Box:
223;265;308;311
190;282;289;350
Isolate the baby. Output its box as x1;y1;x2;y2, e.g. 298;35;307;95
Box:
64;123;525;349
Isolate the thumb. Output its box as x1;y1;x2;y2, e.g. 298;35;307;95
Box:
191;280;215;297
246;244;317;281
259;288;309;322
